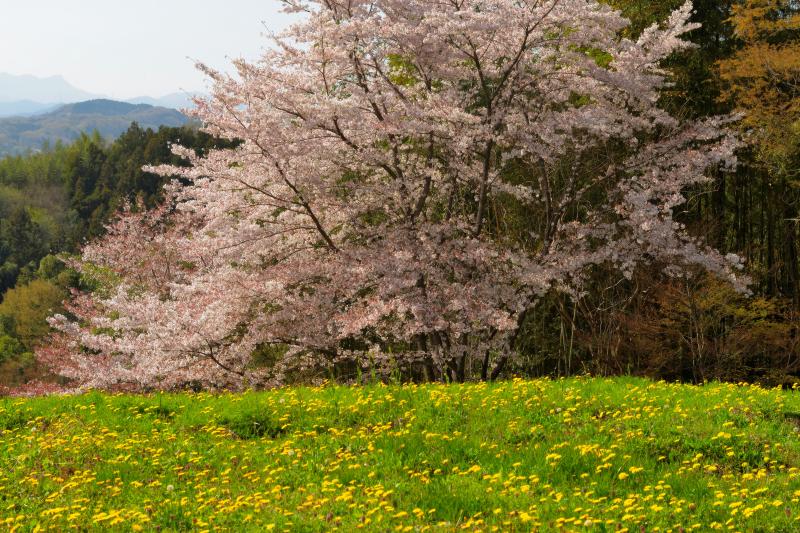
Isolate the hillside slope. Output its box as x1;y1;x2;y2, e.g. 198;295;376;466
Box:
2;378;799;531
0;99;189;156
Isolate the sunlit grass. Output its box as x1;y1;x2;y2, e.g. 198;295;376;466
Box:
2;377;800;531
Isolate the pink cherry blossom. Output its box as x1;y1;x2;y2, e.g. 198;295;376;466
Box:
40;0;745;390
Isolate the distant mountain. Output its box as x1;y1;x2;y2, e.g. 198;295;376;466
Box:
0;100;60;118
0;99;189;156
126;92;200;110
0;73;100;103
0;73;202;117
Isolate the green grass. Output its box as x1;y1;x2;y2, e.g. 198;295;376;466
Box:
2;377;800;531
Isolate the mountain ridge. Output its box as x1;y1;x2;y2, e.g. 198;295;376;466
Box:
0;99;190;157
0;100;60;118
0;73;201;117
125;92;198;110
0;73;100;104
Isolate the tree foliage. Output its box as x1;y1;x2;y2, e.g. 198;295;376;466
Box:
0;279;65;351
719;0;800;175
0;125;234;385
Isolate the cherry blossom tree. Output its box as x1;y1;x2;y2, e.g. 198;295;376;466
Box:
42;0;745;390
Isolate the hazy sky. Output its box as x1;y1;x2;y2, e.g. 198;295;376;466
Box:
0;0;296;99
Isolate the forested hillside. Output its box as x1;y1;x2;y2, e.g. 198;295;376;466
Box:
0;124;236;385
0;100;189;156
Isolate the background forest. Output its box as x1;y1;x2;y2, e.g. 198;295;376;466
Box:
0;0;799;389
0;124;234;385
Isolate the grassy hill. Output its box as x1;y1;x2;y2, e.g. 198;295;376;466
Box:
0;99;188;156
2;378;800;531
